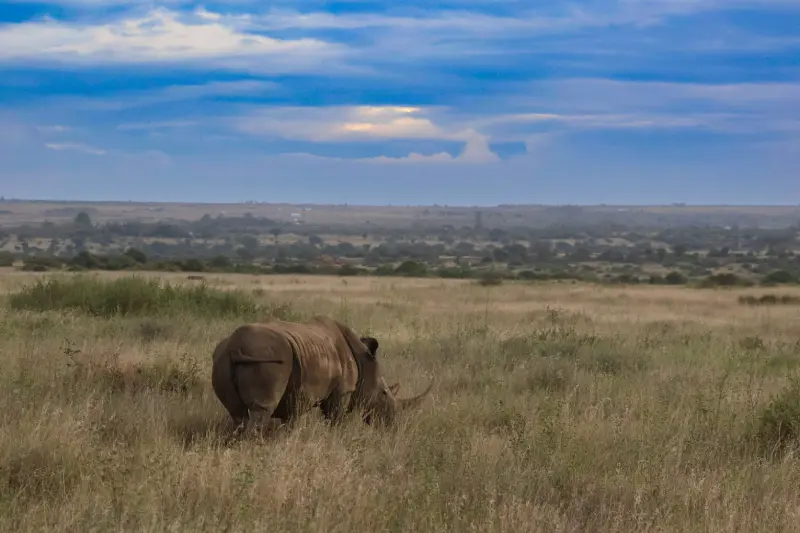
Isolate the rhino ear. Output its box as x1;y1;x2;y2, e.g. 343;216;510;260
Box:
388;382;400;395
360;336;379;358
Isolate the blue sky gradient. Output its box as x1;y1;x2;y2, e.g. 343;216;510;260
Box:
1;0;798;205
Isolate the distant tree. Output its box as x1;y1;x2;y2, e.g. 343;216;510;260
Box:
454;241;475;256
570;247;592;261
238;234;260;251
236;247;254;260
530;240;554;262
492;248;509;262
764;270;796;284
203;255;228;268
181;258;205;272
395;260;427;277
489;228;506;242
664;271;687;285
123;247;147;264
74;211;92;226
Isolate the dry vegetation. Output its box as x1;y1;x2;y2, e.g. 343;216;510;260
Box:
2;271;800;532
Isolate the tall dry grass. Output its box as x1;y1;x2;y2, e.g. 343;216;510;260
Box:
1;272;800;532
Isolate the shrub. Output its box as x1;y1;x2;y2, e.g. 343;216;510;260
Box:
738;294;800;306
273;263;313;274
7;275;298;320
123;248;148;264
21;263;49;272
663;271;687;285
699;272;753;288
437;267;474;279
337;264;362;276
755;377;800;455
763;270;796;285
394;260;428;277
477;270;504;286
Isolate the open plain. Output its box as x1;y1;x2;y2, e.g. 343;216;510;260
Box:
1;270;800;532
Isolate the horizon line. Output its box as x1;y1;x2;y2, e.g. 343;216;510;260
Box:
2;198;800;210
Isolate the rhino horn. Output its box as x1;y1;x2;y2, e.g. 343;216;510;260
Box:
396;380;434;412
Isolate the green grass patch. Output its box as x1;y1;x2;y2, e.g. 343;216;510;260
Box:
7;275;299;320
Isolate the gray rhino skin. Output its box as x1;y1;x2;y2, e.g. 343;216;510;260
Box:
211;315;433;437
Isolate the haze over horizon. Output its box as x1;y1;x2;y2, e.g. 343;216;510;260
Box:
1;0;798;206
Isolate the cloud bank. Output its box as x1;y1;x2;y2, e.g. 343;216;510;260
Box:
0;0;798;203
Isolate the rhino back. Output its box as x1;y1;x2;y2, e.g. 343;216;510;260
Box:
269;320;359;403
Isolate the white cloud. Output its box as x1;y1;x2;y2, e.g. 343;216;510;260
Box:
236;105;456;142
366;152;457;164
116;120;198;131
236;105;501;163
37;124;71;133
44;142;106;155
366;132;499;164
456;130;501;163
0;8;342;71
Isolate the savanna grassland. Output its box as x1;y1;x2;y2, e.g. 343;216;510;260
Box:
1;270;800;532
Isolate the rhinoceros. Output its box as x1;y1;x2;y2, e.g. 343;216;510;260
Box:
211;315;433;438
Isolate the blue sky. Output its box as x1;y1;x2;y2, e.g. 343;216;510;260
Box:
1;0;798;205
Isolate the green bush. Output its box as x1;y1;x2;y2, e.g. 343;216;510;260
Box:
477;270;504;286
7;275;298;320
698;272;752;288
664;271;687;285
755;377;800;455
394;260;428;277
123;248;148;264
337;264;362;276
763;270;796;285
436;267;474;279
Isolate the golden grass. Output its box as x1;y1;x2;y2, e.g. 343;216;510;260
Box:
1;271;800;532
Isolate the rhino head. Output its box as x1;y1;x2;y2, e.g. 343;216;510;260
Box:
356;336;433;426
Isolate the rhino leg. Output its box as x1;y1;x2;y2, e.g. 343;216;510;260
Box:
211;347;250;443
234;361;292;438
319;391;352;425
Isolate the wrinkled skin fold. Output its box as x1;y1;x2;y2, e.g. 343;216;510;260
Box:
210;315;433;439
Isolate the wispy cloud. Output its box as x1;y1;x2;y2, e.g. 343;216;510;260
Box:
116;120;198;131
220;1;800;34
0;8;344;72
44;141;106;155
37;80;278;112
469;79;800;138
37;124;71;133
